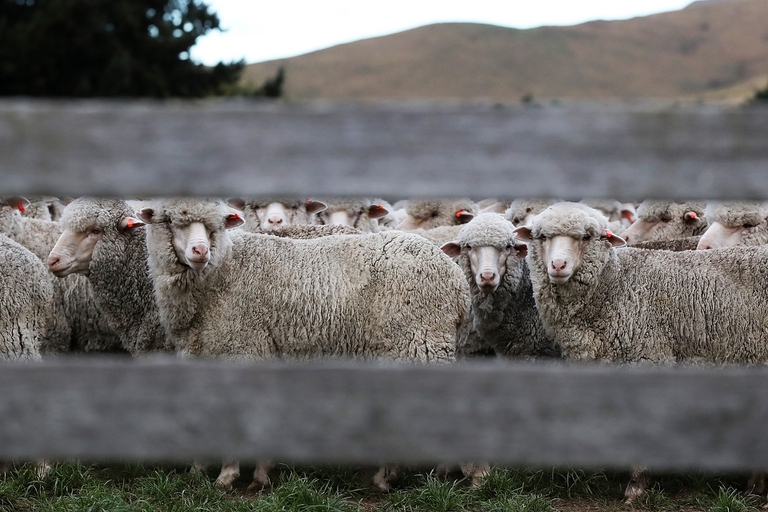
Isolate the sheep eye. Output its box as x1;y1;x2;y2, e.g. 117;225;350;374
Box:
90;228;102;235
660;215;672;222
465;244;472;250
505;243;513;249
743;222;757;229
583;235;592;241
513;218;521;224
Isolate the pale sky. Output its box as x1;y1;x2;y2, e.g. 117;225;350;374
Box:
190;0;697;66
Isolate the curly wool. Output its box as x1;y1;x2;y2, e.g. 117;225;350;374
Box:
145;200;468;362
404;199;478;230
0;235;50;361
628;236;701;251
453;214;559;358
526;203;768;364
703;202;768;246
0;199;121;354
634;200;708;239
61;198;169;355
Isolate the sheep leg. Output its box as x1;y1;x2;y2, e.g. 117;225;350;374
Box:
371;464;398;493
624;466;650;503
746;471;766;496
460;462;491;488
214;459;240;490
246;460;274;493
35;459;52;479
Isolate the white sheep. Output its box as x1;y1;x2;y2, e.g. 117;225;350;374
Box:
697;201;768;249
515;201;768;502
313;198;389;232
441;213;560;359
137;198;469;492
0;234;50;361
395;199;476;231
621;200;707;245
503;198;557;227
0;197;121;354
226;197;327;232
47;198;169;355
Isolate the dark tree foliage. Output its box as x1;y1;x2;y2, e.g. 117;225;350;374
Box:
257;66;284;98
0;0;244;97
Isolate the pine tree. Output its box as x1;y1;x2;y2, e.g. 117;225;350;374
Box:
0;0;244;97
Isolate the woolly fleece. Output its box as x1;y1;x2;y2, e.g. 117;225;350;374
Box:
144;199;468;362
525;202;768;364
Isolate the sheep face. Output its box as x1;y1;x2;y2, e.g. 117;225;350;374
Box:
48;209;144;277
515;203;625;285
697;202;768;250
621;201;705;244
139;200;244;272
397;199;476;230
228;198;327;232
316;201;388;231
441;212;527;294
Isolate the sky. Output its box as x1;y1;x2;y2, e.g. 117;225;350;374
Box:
190;0;697;66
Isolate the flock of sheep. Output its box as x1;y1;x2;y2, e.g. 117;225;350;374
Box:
1;194;767;500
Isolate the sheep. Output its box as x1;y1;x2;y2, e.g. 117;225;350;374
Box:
0;197;121;354
226;197;327;232
47;198;169;355
441;213;560;359
313;198;389;232
0;234;50;361
696;201;768;249
514;202;768;502
581;198;637;231
503;198;557;227
21;196;69;222
137;198;470;491
371;198;400;230
395;198;476;230
621;200;707;245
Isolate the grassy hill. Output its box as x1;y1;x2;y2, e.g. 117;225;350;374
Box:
243;0;768;101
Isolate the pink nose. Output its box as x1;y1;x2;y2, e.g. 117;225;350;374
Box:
267;214;284;226
191;244;209;260
47;254;60;270
551;259;567;272
480;271;496;284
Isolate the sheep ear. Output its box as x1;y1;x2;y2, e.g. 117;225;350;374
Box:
305;200;327;215
513;226;533;242
621;208;636;223
605;230;626;247
368;204;390;220
226;197;246;211
224;212;245;229
683;211;701;224
137;207;156;224
4;196;30;213
514;241;528;258
455;210;474;224
440;242;462;258
118;217;145;233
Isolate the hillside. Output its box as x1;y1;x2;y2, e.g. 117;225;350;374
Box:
242;0;768;101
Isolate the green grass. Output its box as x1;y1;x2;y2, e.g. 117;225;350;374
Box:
0;462;762;512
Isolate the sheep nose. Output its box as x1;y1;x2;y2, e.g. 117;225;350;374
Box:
47;254;60;270
267;214;283;226
191;244;209;259
480;271;496;284
551;259;568;272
